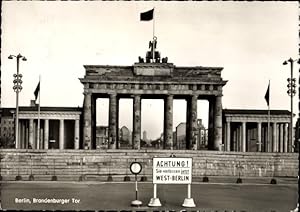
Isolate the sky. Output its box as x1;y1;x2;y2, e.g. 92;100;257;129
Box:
1;1;299;139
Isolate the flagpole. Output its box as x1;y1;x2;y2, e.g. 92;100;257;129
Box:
152;7;155;63
37;75;41;149
153;7;155;39
267;80;270;152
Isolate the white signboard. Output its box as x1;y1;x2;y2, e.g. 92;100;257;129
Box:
153;157;192;184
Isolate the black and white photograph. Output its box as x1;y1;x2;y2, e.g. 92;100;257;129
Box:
0;1;299;211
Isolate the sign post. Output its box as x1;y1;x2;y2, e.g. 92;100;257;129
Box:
148;157;195;207
130;160;143;207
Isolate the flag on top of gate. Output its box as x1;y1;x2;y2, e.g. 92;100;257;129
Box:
34;81;40;101
140;8;154;21
264;82;270;106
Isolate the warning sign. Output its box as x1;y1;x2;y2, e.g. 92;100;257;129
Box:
152;157;192;184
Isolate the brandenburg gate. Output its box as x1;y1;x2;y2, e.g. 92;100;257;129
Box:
80;41;227;150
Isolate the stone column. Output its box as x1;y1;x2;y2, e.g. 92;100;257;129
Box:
164;95;173;149
40;128;44;149
242;122;246;152
133;95;141;149
279;124;284;152
284;123;288;152
226;121;231;151
59;119;64;150
32;120;36;149
91;95;96;149
213;95;222;150
288;123;293;152
257;122;262;152
74;119;80;150
233;128;237;151
238;125;242;151
267;125;272;153
44;119;49;150
29;119;34;149
272;122;277;152
187;95;198;150
208;98;214;150
19;120;24;149
25;121;29;149
108;94;117;149
83;92;92;149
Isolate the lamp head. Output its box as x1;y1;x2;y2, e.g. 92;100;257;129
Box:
8;55;14;59
22;57;27;61
283;61;288;65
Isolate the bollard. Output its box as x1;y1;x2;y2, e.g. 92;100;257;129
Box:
140;176;147;182
16;155;22;181
79;175;85;182
79;158;84;181
29;174;34;181
202;176;209;182
15;175;22;181
29;156;34;181
203;160;209;182
124;159;131;181
51;175;57;181
140;160;147;182
236;178;242;184
124;176;131;181
107;174;113;182
51;159;57;181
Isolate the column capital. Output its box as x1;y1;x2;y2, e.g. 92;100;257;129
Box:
109;93;117;97
83;91;92;95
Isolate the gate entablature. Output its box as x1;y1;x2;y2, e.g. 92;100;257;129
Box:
80;63;226;97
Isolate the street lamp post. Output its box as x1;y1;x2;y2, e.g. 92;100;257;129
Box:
283;58;299;152
284;56;300;212
8;53;27;149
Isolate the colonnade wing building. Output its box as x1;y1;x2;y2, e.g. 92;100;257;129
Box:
79;62;227;150
223;109;293;153
0;107;81;150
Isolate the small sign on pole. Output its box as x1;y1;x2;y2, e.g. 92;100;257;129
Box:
130;160;143;207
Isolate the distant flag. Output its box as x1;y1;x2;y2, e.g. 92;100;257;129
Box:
34;82;40;101
140;8;154;21
264;82;270;106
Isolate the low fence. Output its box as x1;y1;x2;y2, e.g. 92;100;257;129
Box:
0;149;298;181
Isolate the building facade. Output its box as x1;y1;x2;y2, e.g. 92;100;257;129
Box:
0;107;295;153
0;106;81;149
223;109;294;152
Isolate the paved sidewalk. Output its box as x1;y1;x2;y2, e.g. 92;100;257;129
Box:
0;180;298;211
